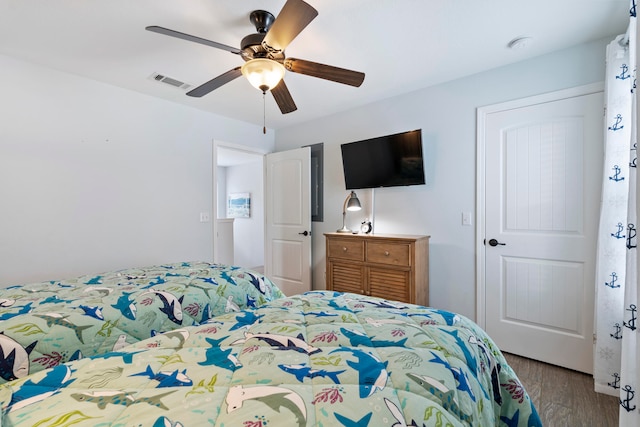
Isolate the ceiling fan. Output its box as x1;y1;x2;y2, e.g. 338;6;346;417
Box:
146;0;365;115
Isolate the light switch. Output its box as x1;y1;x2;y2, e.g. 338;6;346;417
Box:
462;212;472;226
200;212;210;222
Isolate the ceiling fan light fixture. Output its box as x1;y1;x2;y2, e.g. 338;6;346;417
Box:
241;58;285;92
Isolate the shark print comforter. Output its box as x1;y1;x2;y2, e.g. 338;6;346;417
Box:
0;291;541;426
0;261;284;385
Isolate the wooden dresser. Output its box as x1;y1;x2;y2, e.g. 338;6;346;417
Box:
325;233;430;306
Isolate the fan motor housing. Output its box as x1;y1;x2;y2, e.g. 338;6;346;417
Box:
240;10;285;63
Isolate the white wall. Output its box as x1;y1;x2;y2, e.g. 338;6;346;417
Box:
275;37;611;320
0;53;274;286
225;160;264;269
216;166;228;218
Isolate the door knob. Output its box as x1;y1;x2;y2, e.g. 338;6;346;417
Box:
298;231;310;236
487;238;506;247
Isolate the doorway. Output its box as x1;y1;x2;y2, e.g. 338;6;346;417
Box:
213;141;266;271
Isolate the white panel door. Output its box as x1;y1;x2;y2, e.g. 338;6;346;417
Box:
265;147;312;296
482;87;603;373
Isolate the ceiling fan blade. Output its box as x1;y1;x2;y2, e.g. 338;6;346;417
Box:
187;67;242;97
271;80;297;114
146;26;241;54
284;58;365;87
262;0;318;55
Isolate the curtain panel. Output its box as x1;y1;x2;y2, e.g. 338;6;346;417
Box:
594;1;638;425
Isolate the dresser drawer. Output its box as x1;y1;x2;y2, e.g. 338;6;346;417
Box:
325;232;429;306
366;241;410;266
327;239;365;261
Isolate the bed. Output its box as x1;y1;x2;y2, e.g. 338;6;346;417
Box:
0;291;541;426
0;261;284;384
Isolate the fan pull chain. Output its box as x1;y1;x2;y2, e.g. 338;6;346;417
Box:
262;91;267;134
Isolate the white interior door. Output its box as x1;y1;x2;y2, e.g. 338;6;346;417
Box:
479;85;603;373
265;147;312;296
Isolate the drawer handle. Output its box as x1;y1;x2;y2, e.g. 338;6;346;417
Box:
384;251;390;256
342;247;348;252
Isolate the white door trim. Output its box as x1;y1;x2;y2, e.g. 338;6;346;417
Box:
475;82;604;328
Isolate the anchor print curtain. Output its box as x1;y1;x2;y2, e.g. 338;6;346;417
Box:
594;1;638;424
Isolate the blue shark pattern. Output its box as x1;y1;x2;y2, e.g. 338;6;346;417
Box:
220;271;236;285
0;303;33;321
501;409;521;427
469;335;501;403
419;309;460;326
200;303;213;323
278;363;345;383
7;365;75;412
246;272;266;294
335;412;373;426
198;336;241;371
0;262;283;386
440;329;477;374
306;310;339;318
427;350;478;403
229;311;263;331
150;276;168;286
41;295;75;305
111;291;137;320
56;282;75;288
450;366;476;401
91;350;145;364
327;299;353;312
141;276;168;289
0;290;540;427
330;348;388;398
340;327;408;348
246;295;257;308
84;276;103;285
131;364;193;387
78;304;104;320
200;277;217;286
231;331;321;355
141;289;184;324
153;417;184;427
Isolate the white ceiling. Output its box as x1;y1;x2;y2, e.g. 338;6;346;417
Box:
0;1;629;130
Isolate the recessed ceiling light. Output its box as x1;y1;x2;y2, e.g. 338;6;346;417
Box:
507;37;533;50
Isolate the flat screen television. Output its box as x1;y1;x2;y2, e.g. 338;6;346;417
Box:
341;129;425;189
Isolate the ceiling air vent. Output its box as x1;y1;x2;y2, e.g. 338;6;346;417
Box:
148;73;191;90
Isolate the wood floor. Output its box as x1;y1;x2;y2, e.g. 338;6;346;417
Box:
503;353;619;427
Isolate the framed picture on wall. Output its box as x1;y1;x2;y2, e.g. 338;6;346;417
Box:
227;192;251;218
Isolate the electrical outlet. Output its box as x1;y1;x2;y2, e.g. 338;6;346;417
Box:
200;212;210;223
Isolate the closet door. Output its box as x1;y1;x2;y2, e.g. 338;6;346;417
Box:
480;86;603;373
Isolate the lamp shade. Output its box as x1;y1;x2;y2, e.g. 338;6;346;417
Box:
346;193;362;211
241;58;285;92
337;191;362;233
